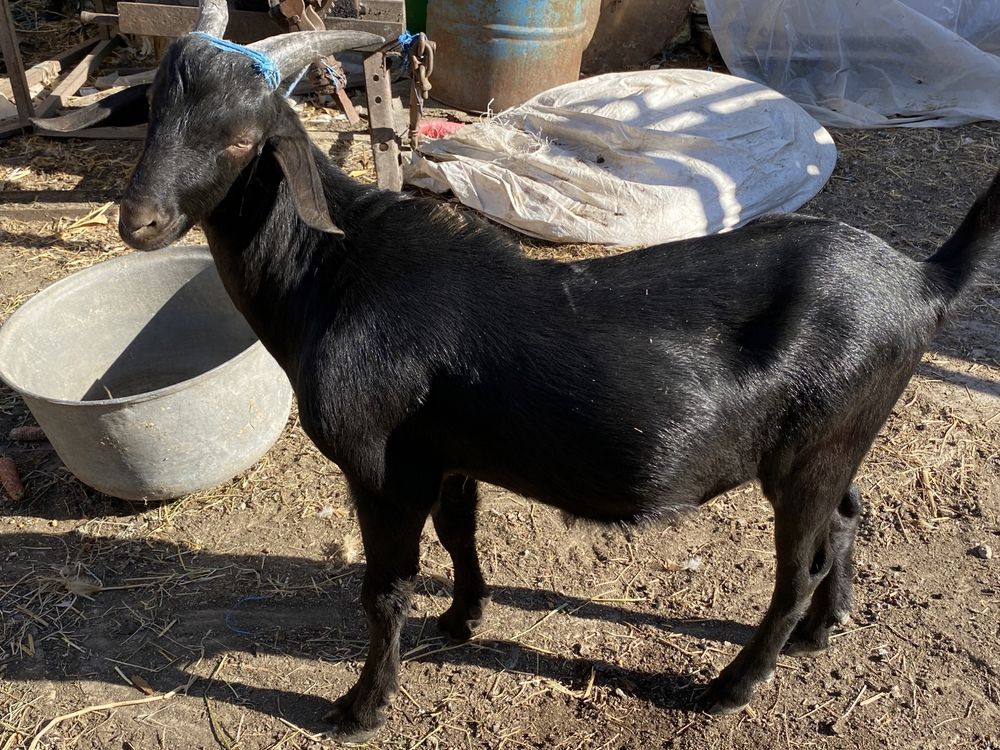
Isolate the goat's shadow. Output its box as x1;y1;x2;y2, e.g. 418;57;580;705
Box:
0;528;752;731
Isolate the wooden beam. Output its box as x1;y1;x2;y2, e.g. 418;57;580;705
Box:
53;36;102;68
92;0;112;41
0;37;102;121
0;0;34;122
79;11;118;27
32;125;147;140
33;37;121;120
0;199;119;221
0;60;61;102
359;1;404;24
0;188;114;202
116;4;398;44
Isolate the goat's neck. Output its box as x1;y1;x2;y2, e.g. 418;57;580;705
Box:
202;150;351;385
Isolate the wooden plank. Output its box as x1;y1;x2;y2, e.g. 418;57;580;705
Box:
93;69;155;91
53;36;102;68
359;1;404;24
116;4;397;43
92;0;112;41
33;37;121;119
0;0;34;122
307;129;371;144
0;37;100;125
118;5;288;41
0;200;119;222
79;11;119;26
35;125;147;140
0;189;113;204
0;60;61;102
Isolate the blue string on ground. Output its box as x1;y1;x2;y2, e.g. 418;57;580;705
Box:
224;594;273;637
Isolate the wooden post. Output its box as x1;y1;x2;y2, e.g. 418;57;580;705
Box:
92;0;112;40
33;37;120;120
0;0;35;123
363;51;402;191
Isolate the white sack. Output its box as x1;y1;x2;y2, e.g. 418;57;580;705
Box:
405;69;835;246
703;0;1000;128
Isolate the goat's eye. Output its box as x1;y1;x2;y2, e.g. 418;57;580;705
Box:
226;139;254;153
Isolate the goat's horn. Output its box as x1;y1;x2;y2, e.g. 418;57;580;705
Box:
248;31;384;82
194;0;229;36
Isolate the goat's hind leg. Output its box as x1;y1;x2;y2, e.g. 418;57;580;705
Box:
433;474;491;642
702;468;848;715
785;484;862;654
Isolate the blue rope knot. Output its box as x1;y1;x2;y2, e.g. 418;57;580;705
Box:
397;30;416;74
191;31;281;90
397;30;416;51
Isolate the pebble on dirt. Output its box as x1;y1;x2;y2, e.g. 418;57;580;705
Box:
969;544;993;559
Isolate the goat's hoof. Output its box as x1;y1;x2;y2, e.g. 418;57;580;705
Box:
831;609;851;626
700;677;753;716
324;693;384;744
784;636;830;656
785;619;833;655
438;615;476;643
437;598;490;643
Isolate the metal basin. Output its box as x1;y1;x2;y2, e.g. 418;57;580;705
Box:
0;245;292;501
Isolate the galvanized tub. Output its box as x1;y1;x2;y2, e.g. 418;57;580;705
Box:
0;245;293;501
427;0;597;112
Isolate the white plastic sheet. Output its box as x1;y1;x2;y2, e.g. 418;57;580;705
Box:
703;0;1000;128
405;69;835;246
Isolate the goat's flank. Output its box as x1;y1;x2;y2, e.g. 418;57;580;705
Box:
116;11;1000;743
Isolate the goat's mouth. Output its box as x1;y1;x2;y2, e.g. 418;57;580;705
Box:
118;210;191;252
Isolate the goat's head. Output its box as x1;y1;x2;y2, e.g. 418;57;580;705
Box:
119;0;381;251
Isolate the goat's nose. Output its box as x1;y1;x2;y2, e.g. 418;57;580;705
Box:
119;200;163;239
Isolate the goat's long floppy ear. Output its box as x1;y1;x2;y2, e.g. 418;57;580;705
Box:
270;133;345;238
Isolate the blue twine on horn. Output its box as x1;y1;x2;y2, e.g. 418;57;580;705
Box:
285;64;311;97
191;31;282;90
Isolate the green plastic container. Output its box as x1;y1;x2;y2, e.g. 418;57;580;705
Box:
405;0;426;32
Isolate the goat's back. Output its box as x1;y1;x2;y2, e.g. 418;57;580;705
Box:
315;203;938;523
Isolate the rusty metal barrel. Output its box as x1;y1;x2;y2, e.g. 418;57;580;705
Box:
427;0;594;112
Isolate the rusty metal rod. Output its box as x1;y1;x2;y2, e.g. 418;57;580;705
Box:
80;11;119;25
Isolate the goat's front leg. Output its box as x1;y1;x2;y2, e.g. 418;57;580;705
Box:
325;478;435;742
433;475;490;642
702;489;840;714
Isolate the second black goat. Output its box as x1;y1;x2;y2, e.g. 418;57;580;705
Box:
117;3;1000;742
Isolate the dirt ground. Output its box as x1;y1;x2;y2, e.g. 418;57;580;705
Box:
1;11;999;750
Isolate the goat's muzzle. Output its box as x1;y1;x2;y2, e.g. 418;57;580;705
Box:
119;198;182;251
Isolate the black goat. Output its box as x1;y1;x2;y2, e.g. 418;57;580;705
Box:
117;3;1000;742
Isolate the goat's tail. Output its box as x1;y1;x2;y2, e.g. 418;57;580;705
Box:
923;169;1000;307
